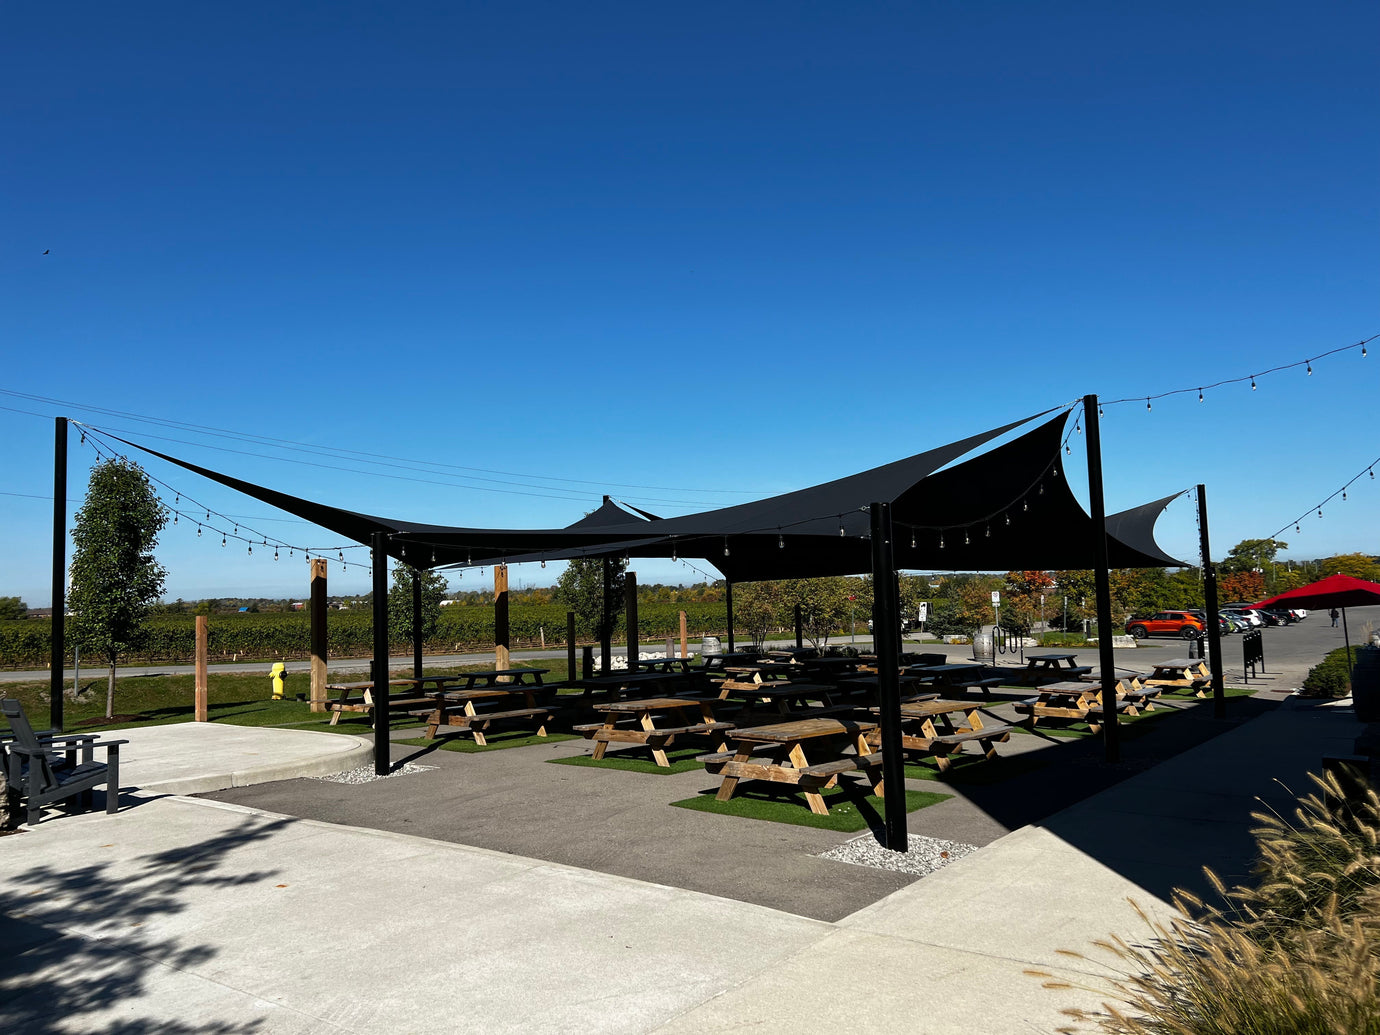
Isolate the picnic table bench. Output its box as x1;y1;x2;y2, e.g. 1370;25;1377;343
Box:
569;670;694;701
1019;652;1094;683
717;679;840;715
1011;678;1157;732
325;677;454;725
699;717;880;816
1142;658;1212;697
422;680;557;744
865;698;1014;771
904;663;1006;696
572;696;733;767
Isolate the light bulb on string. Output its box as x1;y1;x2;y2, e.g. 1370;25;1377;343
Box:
1075;419;1081;434
175;493;180;504
221;535;226;547
540;558;545;567
1146;398;1152;412
233;525;237;535
205;510;210;521
671;544;677;562
431;550;437;565
985;524;991;538
247;545;252;556
777;531;785;550
1342;490;1347;500
723;538;730;557
1251;377;1257;390
1004;513;1010;526
1363;344;1369;358
939;534;945;549
1307;362;1312;375
274;548;279;561
910;530;916;549
963;530;970;546
1296;523;1301;533
1065;444;1071;455
1097;404;1103;417
173;512;178;525
1370;468;1375;479
838;516;845;537
196;525;201;537
1318;508;1323;518
1198;389;1204;402
1022;499;1029;512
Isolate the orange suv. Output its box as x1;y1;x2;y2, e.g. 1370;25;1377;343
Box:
1125;610;1205;640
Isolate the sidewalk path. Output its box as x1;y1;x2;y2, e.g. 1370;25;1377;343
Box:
0;697;1363;1034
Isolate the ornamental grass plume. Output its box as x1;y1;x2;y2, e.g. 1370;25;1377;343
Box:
1028;768;1380;1034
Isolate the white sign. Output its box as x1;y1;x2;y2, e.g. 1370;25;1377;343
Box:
991;591;1001;605
918;602;928;621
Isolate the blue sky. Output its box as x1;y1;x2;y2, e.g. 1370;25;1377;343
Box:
3;1;1376;605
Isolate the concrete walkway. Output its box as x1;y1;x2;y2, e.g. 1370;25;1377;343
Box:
91;722;374;795
0;696;1364;1034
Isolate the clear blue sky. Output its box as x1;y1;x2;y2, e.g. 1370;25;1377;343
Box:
3;1;1376;606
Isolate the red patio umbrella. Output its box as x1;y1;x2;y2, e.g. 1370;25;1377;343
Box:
1255;573;1380;668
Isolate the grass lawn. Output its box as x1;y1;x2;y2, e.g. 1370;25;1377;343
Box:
0;659;575;734
395;730;579;753
671;781;951;832
548;743;708;775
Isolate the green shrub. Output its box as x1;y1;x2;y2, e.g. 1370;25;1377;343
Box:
1300;647;1354;698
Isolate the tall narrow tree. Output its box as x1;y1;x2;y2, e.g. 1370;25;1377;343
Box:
69;458;168;719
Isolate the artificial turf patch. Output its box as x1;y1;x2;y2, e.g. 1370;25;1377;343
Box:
548;743;708;775
669;782;950;832
395;730;580;753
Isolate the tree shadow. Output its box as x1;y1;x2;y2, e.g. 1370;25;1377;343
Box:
0;802;291;1034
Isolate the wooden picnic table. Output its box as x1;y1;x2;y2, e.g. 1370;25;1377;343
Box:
866;698;1014;770
632;656;697;674
701;717;880;816
1020;652;1094;683
717;680;840;714
1012;678;1159;731
324;676;456;725
422;680;556;744
722;662;798;682
569;670;694;701
904;662;1005;695
574;696;733;767
1142;658;1211;697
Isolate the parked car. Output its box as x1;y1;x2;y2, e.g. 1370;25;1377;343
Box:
1188;610;1234;635
1222;607;1265;628
1125;610;1206;640
1258;609;1289;626
1219;612;1251;632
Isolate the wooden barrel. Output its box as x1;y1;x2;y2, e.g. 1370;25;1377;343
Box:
1352;646;1380;723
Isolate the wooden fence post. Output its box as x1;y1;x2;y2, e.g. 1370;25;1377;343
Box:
680;610;688;658
194;615;208;722
494;564;510;678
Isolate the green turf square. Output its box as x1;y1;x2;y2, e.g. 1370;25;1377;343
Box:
669;782;950;832
395;730;579;753
548;743;708;775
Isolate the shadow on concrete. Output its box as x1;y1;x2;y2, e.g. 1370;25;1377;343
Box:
0;801;291;1034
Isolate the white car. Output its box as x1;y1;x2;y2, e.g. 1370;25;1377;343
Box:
1223;608;1266;628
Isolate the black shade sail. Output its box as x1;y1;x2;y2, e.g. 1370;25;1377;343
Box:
105;404;1183;577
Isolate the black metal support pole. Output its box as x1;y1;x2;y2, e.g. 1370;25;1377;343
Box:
50;417;68;731
566;611;577;685
1083;395;1120;763
624;570;639;669
795;603;803;649
412;569;423;680
600;556;612;676
371;532;390;775
725;581;735;652
870;502;908;852
1197;484;1226;718
1344;608;1353;670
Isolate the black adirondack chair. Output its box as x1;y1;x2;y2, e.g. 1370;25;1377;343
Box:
1;699;127;826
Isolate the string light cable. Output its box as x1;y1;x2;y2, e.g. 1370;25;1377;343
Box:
1266;454;1380;543
1101;333;1376;411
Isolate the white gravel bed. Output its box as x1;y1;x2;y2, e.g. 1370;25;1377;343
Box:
308;762;439;784
817;832;979;877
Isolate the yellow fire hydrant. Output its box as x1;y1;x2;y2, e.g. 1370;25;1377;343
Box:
270;662;287;700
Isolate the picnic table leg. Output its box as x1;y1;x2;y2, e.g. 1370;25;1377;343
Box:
640;713;670;768
715;744;756;801
591;718;615;760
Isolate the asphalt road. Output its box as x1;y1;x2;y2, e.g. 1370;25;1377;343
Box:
5;607;1374;685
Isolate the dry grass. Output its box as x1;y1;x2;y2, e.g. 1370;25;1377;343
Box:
1029;767;1380;1034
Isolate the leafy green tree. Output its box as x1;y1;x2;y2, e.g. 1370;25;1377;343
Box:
387;565;449;645
0;597;28;621
1316;553;1380;582
555;556;627;640
735;581;783;649
778;577;850;649
1221;538;1286;574
68;458;168;718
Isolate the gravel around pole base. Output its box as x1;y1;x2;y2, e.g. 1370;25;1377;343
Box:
817;832;979;877
307;762;438;784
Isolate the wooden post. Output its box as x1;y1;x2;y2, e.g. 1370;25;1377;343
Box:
494;563;510;678
194;615;208;722
624;571;639;670
679;610;688;658
309;558;328;712
566;611;577;685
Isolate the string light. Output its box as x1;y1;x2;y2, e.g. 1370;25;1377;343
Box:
985;524;991;537
910;530;916;548
1198;388;1204;402
838;516;845;536
274;548;279;561
939;533;945;549
1306;362;1313;375
196;525;201;537
963;530;970;545
221;535;226;547
247;545;252;555
777;531;785;549
1146;398;1152;412
1074;419;1081;434
1251;377;1257;390
723;537;730;557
